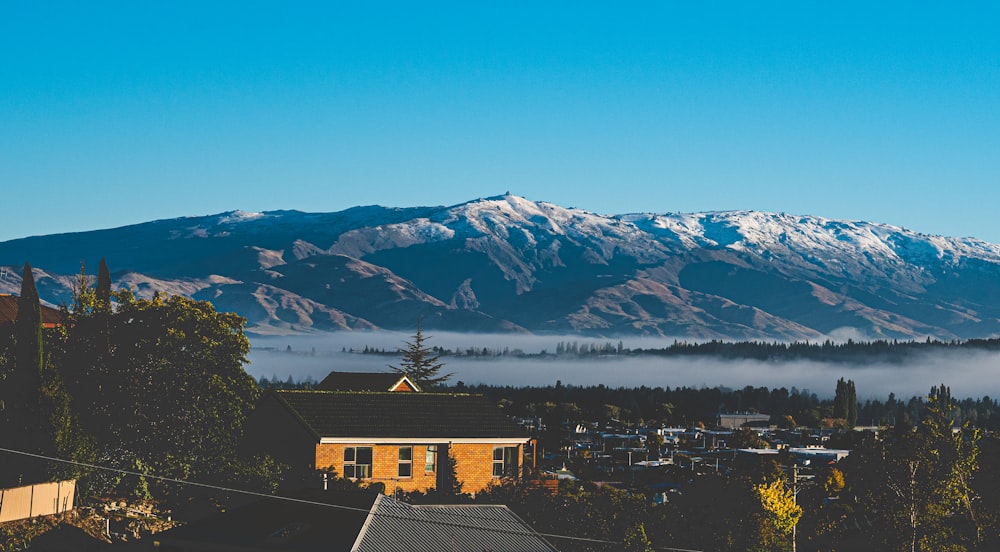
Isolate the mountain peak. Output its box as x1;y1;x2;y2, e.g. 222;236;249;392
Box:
3;197;1000;339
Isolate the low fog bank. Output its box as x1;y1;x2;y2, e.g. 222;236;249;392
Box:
247;333;1000;400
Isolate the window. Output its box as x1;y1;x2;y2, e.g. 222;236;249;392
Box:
492;446;519;478
425;445;437;473
398;446;413;478
344;447;372;479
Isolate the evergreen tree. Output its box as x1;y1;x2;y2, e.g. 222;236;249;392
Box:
833;377;858;427
14;262;43;386
0;262;94;485
388;318;452;387
95;257;112;313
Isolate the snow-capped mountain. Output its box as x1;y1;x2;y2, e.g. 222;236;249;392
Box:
3;193;1000;340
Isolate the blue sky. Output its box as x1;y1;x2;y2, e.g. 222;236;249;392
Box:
2;2;998;243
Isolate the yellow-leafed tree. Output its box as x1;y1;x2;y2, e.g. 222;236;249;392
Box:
757;477;803;541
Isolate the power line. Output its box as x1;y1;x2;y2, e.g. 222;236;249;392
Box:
0;446;702;552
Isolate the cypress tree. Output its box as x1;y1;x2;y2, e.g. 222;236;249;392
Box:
96;257;112;313
2;263;48;483
14;262;43;381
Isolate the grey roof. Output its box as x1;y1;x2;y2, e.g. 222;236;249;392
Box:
274;390;527;440
353;495;559;552
152;490;558;552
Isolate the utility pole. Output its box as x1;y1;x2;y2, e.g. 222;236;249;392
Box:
792;463;798;552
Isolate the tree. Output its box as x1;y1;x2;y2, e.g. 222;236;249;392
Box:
847;384;982;551
731;427;768;449
388;318;452;387
623;523;655;552
57;277;260;496
756;476;802;551
824;467;845;497
13;262;43;392
833;377;858;427
0;262;95;486
95;257;112;313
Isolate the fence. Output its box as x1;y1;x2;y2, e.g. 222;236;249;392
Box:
0;480;75;523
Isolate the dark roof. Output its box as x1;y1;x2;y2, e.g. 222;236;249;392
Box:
0;295;62;328
274;390;526;440
154;489;379;552
316;371;419;392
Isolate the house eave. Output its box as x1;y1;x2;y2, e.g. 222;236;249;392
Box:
319;437;530;445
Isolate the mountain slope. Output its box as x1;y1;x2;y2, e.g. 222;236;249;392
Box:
2;193;999;339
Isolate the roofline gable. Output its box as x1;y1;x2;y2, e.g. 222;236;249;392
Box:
389;374;421;392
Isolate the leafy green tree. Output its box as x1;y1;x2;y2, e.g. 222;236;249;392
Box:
388;318;452;387
57;274;260;496
847;384;982;551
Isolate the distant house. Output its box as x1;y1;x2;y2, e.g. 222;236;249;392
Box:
717;412;771;429
316;371;421;393
242;383;531;495
153;489;559;552
0;294;62;329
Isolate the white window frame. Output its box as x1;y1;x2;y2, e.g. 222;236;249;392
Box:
344;446;372;479
398;446;413;478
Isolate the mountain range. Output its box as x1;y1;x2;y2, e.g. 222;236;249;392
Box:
2;193;1000;340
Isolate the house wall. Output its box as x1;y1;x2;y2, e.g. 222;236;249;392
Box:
316;443;440;494
451;443;511;494
315;442;523;494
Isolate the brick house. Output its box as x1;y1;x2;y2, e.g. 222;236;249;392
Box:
242;388;531;495
0;294;62;329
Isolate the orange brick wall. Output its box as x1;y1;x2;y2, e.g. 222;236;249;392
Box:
316;443;438;494
451;443;499;494
315;442;522;495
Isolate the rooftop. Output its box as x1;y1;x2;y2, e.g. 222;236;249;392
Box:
273;390;527;440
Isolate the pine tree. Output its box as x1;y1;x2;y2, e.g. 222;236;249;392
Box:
388;318;452;387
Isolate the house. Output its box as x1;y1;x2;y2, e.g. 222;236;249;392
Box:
717;412;771;429
0;294;62;329
315;371;420;392
152;489;559;552
242;388;532;495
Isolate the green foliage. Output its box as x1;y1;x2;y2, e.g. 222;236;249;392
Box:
846;384;983;551
388;318;452;387
834;377;858;427
731;427;769;449
95;258;112;312
14;263;43;379
53;266;259;499
623;523;654;552
0;263;95;486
